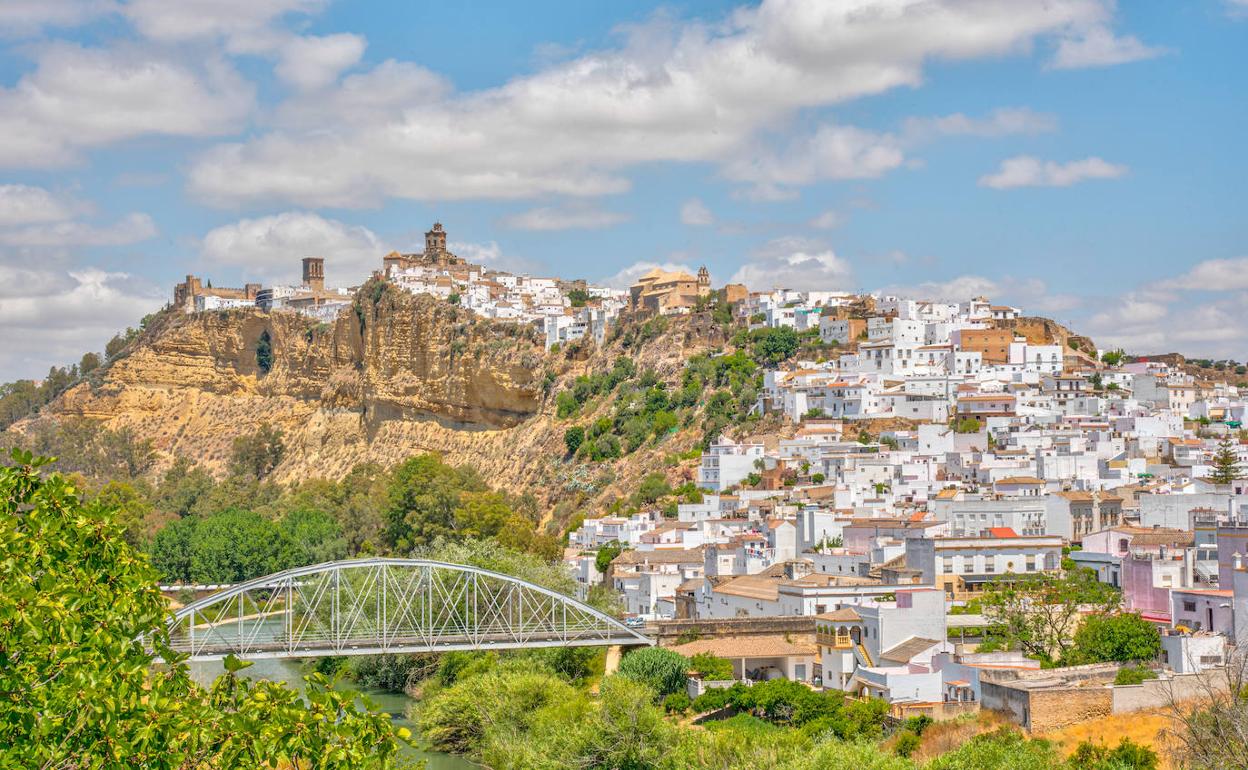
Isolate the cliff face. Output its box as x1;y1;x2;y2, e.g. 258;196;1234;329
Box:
46;285;560;485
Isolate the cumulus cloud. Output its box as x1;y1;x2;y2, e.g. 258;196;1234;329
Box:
0;184;79;226
1153;256;1248;292
1050;26;1167;70
275;33;366;91
0;0;113;38
0;43;253;168
808;210;846;230
600;260;697;290
122;0;324;52
978;155;1127;189
200;211;388;284
721;124;904;199
903;107;1058;140
498;204;629;231
680;198;715;226
0;213;156;247
729;237;852;290
0;268;165;380
186;0;1133;208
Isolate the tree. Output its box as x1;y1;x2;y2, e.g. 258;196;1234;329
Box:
564;425;585;455
383;453;484;550
595;542;624;574
1166;647;1248;770
280;507;348;566
749;327;800;365
454;490;514;539
981;569;1121;663
617;646;689;698
1208;436;1242;485
566;288;590;307
1069;612;1161;665
78;351;102;375
187;508;295;583
0;449;400;769
154;455;216;517
1101;349;1125;367
256;329;274;373
636;472;671;504
229;422;286;481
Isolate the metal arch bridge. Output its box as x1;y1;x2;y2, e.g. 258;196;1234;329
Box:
164;558;652;661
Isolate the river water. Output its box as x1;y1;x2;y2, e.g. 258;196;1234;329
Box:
189;657;478;769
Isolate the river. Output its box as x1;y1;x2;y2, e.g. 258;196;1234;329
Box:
189;657;478;769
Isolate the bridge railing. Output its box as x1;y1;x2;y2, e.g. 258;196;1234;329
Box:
160;558;652;661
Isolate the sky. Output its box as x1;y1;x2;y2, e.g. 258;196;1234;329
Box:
0;0;1246;380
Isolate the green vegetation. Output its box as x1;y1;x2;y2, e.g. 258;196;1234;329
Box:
1070;612;1162;665
689;652;734;679
0;449;403;768
954;417;981;433
618;647;691;698
1209;436;1243;484
256;329;274;373
981;569;1122;664
1113;664;1159;685
567;288;590;307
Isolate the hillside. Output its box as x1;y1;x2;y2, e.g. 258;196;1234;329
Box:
8;280;1107;529
11;280;729;524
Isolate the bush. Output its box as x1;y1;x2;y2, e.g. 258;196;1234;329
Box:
894;731;922;758
663;691;692;714
1070;737;1158;769
563;425;585;455
1070;612;1161;665
1114;664;1159;686
689;652;734;680
617;647;689;699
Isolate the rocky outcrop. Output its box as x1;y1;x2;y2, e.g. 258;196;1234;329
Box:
44;283;558;484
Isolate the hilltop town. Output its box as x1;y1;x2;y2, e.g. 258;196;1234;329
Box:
16;220;1248;756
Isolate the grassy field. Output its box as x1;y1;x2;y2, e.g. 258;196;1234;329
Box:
1038;709;1177;768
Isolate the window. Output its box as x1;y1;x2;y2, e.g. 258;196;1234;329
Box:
1183;600;1197;612
983;560;995;574
1025;556;1036;572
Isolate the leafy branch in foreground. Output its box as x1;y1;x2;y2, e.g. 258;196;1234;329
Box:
0;448;408;769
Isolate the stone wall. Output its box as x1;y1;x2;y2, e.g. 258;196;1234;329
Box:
652;615;815;645
1111;670;1228;714
1029;687;1113;732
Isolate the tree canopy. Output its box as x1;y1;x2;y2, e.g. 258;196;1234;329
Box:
0;449;401;769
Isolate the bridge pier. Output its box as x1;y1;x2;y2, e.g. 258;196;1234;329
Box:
604;645;622;676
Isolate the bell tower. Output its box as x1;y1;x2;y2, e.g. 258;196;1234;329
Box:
697;265;710;287
425;222;447;258
302;257;325;292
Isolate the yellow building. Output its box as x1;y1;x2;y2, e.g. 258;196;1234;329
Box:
629;265;711;314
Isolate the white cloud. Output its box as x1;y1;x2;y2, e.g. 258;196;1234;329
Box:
1154;256;1248;292
187;0;1130;207
0;184;78;226
499;204;628;231
449;240;546;275
600;260;697;290
978;155;1127;189
729;236;852;290
0;0;113;37
0;44;253;168
903;107;1058;140
1050;26;1167;70
721;124;905;198
122;0;324;52
680;198;715;226
275;33;366;91
0;213;156;247
808;210;845;230
0;268;165;380
200;211;388;284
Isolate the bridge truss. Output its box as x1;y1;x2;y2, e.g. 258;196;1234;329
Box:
165;558;651;661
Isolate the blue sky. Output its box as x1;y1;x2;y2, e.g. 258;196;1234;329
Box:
0;0;1246;379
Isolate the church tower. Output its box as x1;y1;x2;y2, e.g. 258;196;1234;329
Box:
425;222;448;258
697;265;710;287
